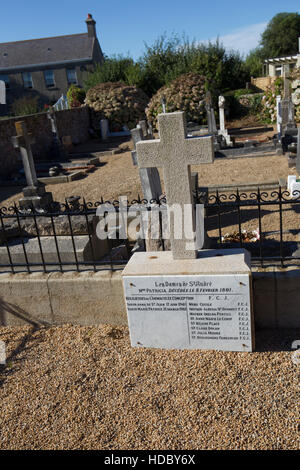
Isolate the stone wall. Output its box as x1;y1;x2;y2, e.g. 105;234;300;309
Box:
0;106;90;178
0;267;299;328
251;76;277;92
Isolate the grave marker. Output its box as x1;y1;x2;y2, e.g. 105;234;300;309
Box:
131;127;162;201
12;121;54;210
0;80;6;105
136;112;214;259
123;111;254;352
47;107;66;159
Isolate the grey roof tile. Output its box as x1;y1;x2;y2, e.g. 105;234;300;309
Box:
0;33;94;70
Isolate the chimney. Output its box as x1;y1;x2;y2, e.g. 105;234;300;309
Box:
86;13;96;38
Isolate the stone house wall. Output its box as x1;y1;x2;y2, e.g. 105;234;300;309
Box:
0;106;90;178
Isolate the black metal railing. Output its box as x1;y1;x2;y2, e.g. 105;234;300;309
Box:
0;188;300;273
200;187;300;268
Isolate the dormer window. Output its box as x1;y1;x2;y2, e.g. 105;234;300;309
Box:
44;70;55;87
22;72;33;89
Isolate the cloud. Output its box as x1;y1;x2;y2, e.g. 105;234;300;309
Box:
206;22;268;56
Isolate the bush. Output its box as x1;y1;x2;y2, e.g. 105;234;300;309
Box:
84;35;250;98
67;85;86;108
85;82;149;130
11;96;39;116
224;89;262;119
146;73;206;129
261;78;283;123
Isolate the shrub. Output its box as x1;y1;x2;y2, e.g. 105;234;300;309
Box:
85;82;149;130
261;78;283;123
67;85;86;108
11;96;39;116
145;73;206;129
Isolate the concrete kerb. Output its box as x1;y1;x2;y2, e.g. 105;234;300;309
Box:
0;266;299;328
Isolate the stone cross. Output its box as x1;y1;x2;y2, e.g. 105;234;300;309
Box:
12;121;38;187
136;111;214;259
0;80;6;105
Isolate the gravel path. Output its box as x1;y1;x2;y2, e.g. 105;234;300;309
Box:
0;325;299;450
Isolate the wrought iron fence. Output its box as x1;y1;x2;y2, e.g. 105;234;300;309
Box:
198;187;300;268
0;188;300;273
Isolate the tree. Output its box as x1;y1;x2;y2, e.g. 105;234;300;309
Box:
245;48;265;77
260;12;300;58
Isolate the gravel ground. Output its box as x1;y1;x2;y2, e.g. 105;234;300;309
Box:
0;325;299;450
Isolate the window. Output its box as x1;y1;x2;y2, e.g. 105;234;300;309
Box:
66;68;77;85
0;74;10;89
275;66;283;77
44;70;55;87
22;72;33;89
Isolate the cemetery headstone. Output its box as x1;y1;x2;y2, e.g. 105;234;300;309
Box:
135;112;214;259
0;80;6;105
12;121;54;211
47;107;66;159
130;127;162;201
123;112;254;352
138;120;148;139
218;96;232;146
100;119;109;141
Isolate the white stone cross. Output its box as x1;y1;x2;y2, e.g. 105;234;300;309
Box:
136;111;214;259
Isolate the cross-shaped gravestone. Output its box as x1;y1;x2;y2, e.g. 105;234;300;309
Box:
12;121;54;210
136;111;214;259
12;121;38;187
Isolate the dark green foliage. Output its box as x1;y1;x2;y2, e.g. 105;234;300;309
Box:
84;35;250;98
84;55;144;90
245;48;266;78
224;89;262;119
260;12;300;58
67;85;86;108
12;96;39;116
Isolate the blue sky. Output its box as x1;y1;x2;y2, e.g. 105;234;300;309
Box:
0;1;299;59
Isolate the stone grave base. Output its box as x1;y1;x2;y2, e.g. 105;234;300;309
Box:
0;235;109;267
122;249;254;352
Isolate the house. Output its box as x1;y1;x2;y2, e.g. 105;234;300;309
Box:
250;38;300;92
0;14;103;114
263;54;298;78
